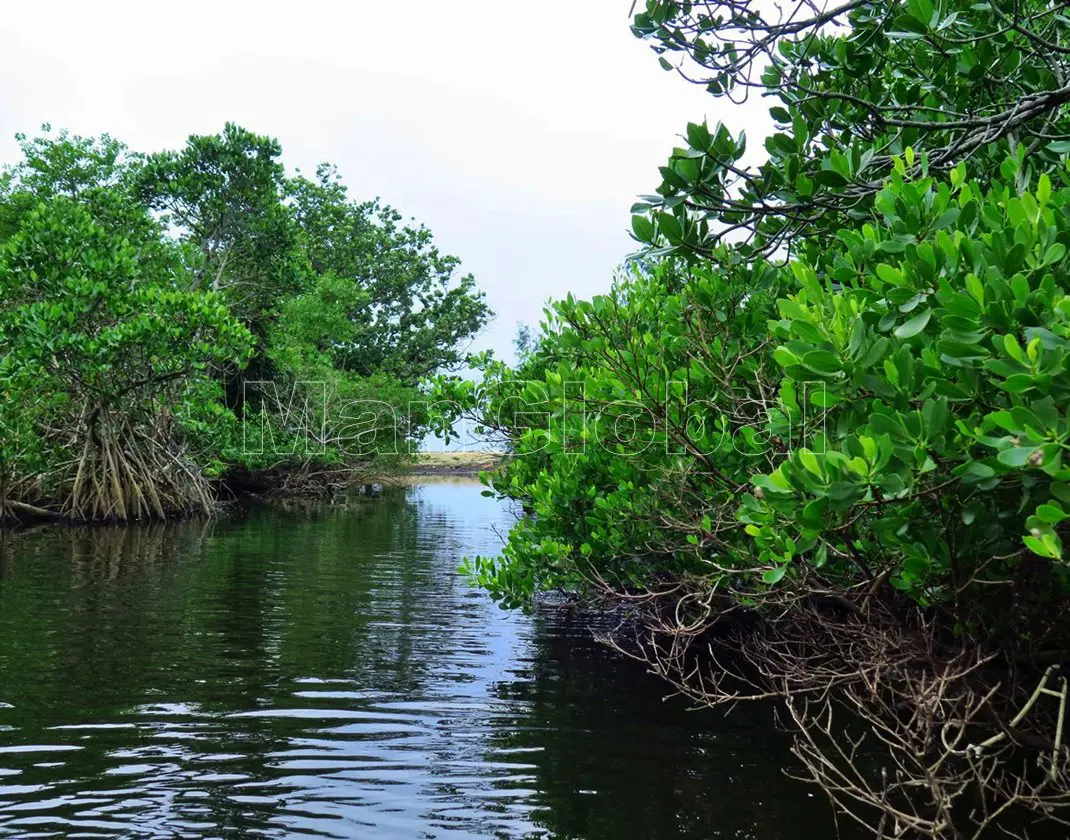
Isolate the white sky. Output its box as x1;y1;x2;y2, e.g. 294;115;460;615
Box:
0;0;768;363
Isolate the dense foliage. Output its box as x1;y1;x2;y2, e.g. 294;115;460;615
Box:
428;1;1070;834
629;0;1070;257
494;166;1069;616
438;0;1070;634
0;125;490;520
441;160;1070;629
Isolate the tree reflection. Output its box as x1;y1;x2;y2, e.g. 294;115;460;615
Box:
487;607;845;840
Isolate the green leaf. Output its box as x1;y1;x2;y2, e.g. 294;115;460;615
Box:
803;349;842;375
998;446;1039;468
1003;334;1028;365
657;213;683;241
814;169;848;188
1002;374;1035;394
894;310;931;339
961;461;996;479
1036;504;1067;524
888;15;928;37
1043;242;1066;266
773;346;800;367
1037;173;1052;205
876;263;903;285
798;449;823;476
686;122;712;151
631;215;655;243
907;0;934;25
931;208;960;230
1024;534;1062;559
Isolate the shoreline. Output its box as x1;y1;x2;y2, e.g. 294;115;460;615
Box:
404;451;505;476
0;453;506;526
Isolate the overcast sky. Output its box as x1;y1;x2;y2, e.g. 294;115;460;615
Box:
0;0;768;364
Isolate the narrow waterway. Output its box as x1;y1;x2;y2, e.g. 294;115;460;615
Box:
0;480;835;838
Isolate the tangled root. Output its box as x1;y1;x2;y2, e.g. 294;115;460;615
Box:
63;407;212;522
600;579;1070;839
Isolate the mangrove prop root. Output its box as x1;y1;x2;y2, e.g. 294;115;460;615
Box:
597;577;1070;839
56;407;213;523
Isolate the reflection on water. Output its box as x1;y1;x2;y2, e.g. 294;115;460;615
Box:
0;481;834;838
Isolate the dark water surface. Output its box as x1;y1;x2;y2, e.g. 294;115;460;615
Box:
0;480;834;838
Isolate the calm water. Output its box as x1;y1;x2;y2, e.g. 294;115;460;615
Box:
0;480;834;838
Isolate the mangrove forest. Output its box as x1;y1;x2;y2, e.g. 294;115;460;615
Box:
427;0;1070;836
3;0;1070;838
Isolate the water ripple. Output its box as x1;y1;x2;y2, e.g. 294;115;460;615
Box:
0;481;838;839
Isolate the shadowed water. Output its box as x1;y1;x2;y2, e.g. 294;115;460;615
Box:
0;480;835;838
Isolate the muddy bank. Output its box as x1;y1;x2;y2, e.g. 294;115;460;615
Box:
406;452;505;475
